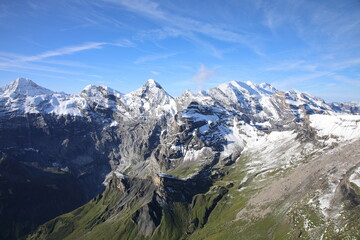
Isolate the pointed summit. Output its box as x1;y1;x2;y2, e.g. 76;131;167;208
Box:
122;79;176;115
1;78;53;97
132;79;171;98
83;84;96;92
143;79;163;89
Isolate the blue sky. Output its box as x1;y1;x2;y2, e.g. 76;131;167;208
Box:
0;0;359;102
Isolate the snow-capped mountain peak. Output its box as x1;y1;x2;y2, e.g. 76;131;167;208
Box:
284;88;331;112
144;79;162;89
127;79;171;100
81;84;123;99
231;81;262;96
134;79;169;98
83;84;95;91
1;78;53;97
288;88;301;95
256;82;278;95
1;77;359;121
216;80;277;99
123;79;176;116
204;80;274;110
0;78;89;117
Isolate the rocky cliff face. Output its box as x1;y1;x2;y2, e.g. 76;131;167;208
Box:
1;78;360;239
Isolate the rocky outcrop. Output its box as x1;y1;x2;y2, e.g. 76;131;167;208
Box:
340;166;360;207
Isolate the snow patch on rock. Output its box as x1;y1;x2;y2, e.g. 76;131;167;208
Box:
310;114;360;142
349;166;360;188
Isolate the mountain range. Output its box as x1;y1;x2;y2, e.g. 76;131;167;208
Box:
1;78;360;239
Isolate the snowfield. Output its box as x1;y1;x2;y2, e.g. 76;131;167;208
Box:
310;114;360;142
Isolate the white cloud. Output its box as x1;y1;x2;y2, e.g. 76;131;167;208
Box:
0;43;105;77
272;71;331;89
0;40;133;65
329;58;360;71
151;71;160;75
107;0;259;54
0;40;133;76
265;60;317;72
0;42;107;66
332;74;360;87
18;42;107;62
134;53;177;64
0;60;83;75
110;39;135;47
191;64;215;90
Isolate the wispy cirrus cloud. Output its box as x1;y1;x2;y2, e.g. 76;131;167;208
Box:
134;52;177;64
271;71;332;89
268;56;360;92
150;71;160;75
258;0;360;52
329;58;360;71
0;60;85;76
105;0;261;56
0;40;133;76
265;60;317;72
331;74;360;87
137;28;228;59
25;0;126;31
135;1;237;42
266;57;360;87
0;40;133;65
17;42;107;62
0;42;108;67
